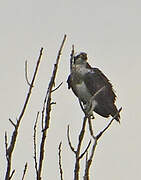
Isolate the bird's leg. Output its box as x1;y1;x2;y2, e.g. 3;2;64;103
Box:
85;86;106;119
84;100;95;119
78;99;85;113
78;99;95;119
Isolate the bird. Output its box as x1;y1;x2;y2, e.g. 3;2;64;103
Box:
67;52;120;122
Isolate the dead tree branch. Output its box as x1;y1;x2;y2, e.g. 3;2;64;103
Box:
88;118;95;139
8;119;16;128
51;82;63;93
25;60;32;86
83;139;97;180
36;35;67;180
33;112;40;178
4;48;43;180
96;107;122;140
21;162;28;180
58;142;64;180
70;45;74;71
84;108;122;180
73;116;88;180
67;125;76;154
9;170;15;180
79;140;91;160
67;117;89;179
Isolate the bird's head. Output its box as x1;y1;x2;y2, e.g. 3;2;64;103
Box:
73;52;87;65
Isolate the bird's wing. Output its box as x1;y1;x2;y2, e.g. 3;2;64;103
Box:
83;68;116;102
67;74;81;99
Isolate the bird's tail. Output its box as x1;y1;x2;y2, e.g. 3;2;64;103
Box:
111;105;121;123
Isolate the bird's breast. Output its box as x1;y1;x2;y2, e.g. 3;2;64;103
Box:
75;81;92;103
72;65;91;77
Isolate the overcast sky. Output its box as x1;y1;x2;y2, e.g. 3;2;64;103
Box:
0;0;141;179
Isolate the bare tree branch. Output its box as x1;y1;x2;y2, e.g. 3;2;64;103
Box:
5;48;43;180
78;100;85;114
70;45;74;71
41;93;47;131
79;140;91;160
51;82;63;93
88;118;95;139
74;116;87;180
96;107;122;140
5;132;8;154
9;119;16;128
33;112;40;179
25;60;32;86
83;139;97;180
84;108;122;179
58;142;64;180
67;125;76;154
9;169;15;180
21;162;28;180
37;35;67;180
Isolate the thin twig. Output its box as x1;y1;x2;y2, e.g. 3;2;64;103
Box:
78;100;85;114
83;139;97;180
88;118;95;139
25;60;32;86
37;35;67;180
5;48;43;180
9;119;16;128
58;142;64;180
74;116;88;180
9;169;15;180
85;152;88;164
67;125;76;154
5;132;8;154
41;94;47;131
96;107;122;140
70;45;74;71
84;107;122;180
33;112;39;178
51;82;63;92
21;162;28;180
79;140;91;160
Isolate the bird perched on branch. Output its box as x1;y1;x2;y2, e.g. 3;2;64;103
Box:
67;52;120;122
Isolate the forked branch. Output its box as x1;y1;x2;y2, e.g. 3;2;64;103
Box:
5;48;43;180
36;35;67;180
67;115;89;180
84;108;122;180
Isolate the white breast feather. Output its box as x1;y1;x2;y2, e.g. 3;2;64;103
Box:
75;65;91;76
75;81;98;114
75;81;91;102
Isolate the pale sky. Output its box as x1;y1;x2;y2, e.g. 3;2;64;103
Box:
0;0;141;179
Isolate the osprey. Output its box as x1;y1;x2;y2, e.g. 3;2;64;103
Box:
67;52;120;122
